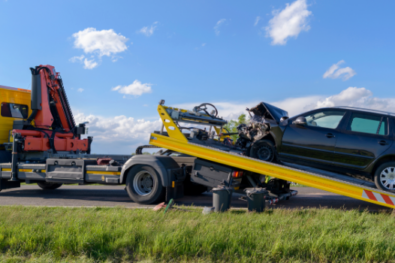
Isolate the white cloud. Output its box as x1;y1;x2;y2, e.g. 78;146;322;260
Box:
202;43;206;47
74;112;161;154
138;22;158;37
70;55;98;69
214;19;226;36
315;87;395;113
265;0;312;45
77;88;84;92
176;87;395;120
69;55;85;63
72;28;128;57
70;28;128;69
83;58;98;69
271;87;395;116
112;80;152;96
254;16;261;26
323;60;356;81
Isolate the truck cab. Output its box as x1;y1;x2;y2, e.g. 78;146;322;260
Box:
0;85;31;161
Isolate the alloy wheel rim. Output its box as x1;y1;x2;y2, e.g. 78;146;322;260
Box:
133;170;154;196
380;167;395;190
256;145;273;161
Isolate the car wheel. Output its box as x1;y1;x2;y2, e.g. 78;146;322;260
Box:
125;165;165;204
250;139;276;162
37;182;63;190
374;162;395;192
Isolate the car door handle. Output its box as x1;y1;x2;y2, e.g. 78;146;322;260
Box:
326;133;335;138
379;140;389;146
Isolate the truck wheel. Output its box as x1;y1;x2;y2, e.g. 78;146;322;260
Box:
250;139;276;162
37;182;63;190
125;165;165;204
374;162;395;193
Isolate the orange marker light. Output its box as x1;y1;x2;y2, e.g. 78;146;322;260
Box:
232;171;244;178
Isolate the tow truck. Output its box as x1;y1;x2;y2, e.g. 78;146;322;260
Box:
1;65;395;209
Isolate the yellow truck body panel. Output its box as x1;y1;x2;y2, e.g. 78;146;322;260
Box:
0;85;31;145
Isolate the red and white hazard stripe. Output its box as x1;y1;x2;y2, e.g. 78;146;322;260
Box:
362;190;395;206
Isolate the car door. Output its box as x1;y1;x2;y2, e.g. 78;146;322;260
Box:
278;109;347;165
332;111;393;170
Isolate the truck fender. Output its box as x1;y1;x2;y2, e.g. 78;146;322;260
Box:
120;155;179;187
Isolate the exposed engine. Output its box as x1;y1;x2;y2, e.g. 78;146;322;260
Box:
179;101;288;157
234;115;270;149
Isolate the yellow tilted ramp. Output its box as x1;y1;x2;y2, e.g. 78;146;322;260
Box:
150;133;395;209
150;104;395;209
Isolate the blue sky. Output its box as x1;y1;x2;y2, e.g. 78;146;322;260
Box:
1;0;395;154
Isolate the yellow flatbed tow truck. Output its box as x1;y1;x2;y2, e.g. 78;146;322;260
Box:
1;69;395;209
147;101;395;209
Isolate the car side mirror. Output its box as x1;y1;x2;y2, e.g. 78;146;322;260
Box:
293;116;307;126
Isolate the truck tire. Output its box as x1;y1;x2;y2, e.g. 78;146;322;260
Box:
125;165;165;204
374;162;395;193
250;139;276;162
37;182;63;190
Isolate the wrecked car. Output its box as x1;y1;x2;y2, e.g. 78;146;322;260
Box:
237;102;395;192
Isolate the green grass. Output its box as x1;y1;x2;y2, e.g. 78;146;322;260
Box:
0;206;394;262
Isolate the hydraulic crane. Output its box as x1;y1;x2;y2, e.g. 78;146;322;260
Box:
12;65;91;154
9;65;91;181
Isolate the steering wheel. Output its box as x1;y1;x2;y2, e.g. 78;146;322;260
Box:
193;103;218;118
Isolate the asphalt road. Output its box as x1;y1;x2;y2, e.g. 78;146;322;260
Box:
0;185;391;211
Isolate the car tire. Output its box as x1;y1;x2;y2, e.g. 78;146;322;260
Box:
125;165;165;204
250;139;276;162
374;162;395;193
37;182;63;190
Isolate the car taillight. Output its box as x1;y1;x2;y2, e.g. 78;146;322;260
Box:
232;171;244;178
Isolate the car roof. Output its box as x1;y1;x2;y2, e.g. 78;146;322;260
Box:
326;106;395;117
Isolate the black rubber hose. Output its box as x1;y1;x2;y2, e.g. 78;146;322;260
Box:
26;109;38;123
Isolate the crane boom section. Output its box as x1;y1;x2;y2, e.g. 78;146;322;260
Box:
31;65;75;131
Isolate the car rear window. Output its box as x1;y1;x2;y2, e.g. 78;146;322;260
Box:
1;102;29;119
348;112;387;135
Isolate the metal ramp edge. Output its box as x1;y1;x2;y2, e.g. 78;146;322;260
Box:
149;133;395;209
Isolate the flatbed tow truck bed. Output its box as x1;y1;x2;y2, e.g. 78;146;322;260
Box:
147;103;395;209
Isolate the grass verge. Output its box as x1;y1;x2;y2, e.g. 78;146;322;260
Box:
0;206;394;262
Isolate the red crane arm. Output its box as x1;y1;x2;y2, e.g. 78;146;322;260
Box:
31;65;75;132
12;65;90;153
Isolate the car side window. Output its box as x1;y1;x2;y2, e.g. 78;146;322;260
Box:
347;112;387;135
304;110;346;129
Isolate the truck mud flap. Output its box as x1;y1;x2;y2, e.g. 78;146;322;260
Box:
166;183;184;202
165;167;188;201
45;159;95;184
